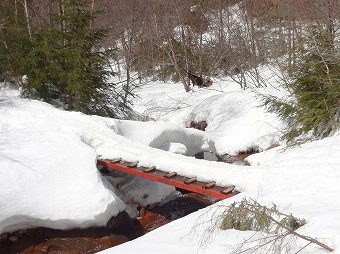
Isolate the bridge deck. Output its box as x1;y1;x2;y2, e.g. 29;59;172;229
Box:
97;159;238;200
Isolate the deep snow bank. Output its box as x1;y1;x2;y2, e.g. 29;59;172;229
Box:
132;68;284;155
0;90;125;234
114;119;216;155
99;134;340;254
0;87;217;234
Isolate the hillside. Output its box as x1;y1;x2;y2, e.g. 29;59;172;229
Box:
1;0;340;253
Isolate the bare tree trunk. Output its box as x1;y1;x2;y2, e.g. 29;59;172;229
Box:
48;1;52;26
326;0;335;43
90;0;95;29
181;25;190;78
166;38;191;92
22;0;32;39
121;34;131;104
241;1;263;88
171;1;191;92
199;32;203;77
286;17;299;76
59;0;66;46
14;0;18;24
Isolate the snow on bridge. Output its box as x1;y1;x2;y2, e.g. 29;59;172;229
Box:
97;159;238;200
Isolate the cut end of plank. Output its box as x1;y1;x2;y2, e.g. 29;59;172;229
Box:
205;181;216;189
143;166;156;173
184;177;197;184
221;186;235;195
164;172;177;178
127;161;138;168
109;158;121;163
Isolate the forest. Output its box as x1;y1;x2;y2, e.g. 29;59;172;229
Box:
1;2;340;253
1;0;340;140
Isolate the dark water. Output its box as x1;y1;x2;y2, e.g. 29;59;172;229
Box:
149;196;208;221
0;195;210;254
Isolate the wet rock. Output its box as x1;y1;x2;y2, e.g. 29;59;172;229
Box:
220;154;233;163
8;236;18;242
98;166;110;174
21;235;128;254
0;233;8;240
195;151;220;161
189;121;208;131
220;153;252;165
107;211;139;239
0;233;7;250
149;196;208;221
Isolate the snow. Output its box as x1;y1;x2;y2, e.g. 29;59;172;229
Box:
0;85;218;234
132;66;285;155
113;120;216;156
1;64;340;253
0;89;125;233
100;135;340;254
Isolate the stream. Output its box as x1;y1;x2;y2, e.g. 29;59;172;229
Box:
0;154;249;254
0;194;211;254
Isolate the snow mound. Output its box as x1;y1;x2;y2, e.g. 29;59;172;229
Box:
0;91;126;234
132;70;284;155
99;131;340;254
184;90;282;155
114;120;216;155
0;88;217;234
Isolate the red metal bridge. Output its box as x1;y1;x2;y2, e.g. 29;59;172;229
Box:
97;159;238;200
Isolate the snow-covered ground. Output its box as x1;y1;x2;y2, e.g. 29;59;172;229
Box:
99;135;340;253
132;66;284;155
1;66;339;253
0;87;215;233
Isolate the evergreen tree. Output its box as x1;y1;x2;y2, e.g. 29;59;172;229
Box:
23;0;132;117
0;0;31;86
264;28;340;142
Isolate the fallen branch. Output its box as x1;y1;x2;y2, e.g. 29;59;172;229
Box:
220;198;334;253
